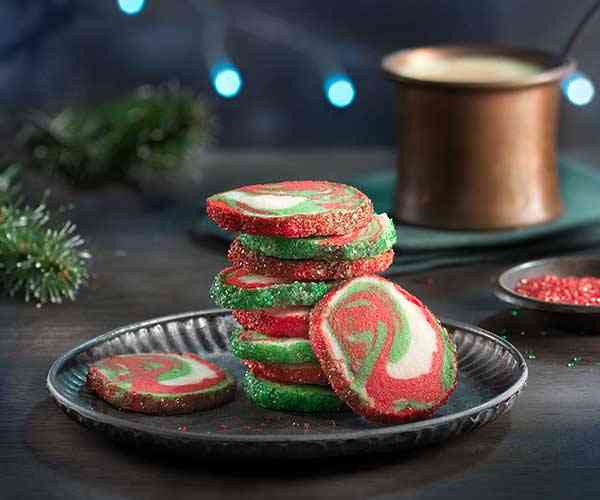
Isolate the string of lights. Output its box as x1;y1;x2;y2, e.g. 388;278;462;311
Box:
216;3;361;107
185;0;360;107
117;0;146;16
0;1;594;111
114;0;595;109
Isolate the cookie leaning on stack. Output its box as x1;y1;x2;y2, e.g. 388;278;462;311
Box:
310;275;458;423
208;180;396;412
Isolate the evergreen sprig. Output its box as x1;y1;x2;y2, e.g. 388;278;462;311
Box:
18;83;213;187
0;164;90;304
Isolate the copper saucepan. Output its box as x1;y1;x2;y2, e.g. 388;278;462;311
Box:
382;44;575;230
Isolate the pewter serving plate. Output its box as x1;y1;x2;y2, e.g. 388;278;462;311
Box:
496;256;600;333
47;309;527;460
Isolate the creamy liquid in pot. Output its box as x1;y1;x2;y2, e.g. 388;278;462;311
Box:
395;55;542;83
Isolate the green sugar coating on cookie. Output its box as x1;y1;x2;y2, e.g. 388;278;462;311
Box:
238;213;397;261
242;372;345;412
440;327;458;391
209;268;333;309
230;328;317;364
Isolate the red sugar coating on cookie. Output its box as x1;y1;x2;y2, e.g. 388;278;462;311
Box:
243;360;328;386
87;353;235;415
309;275;458;424
206;180;373;238
233;307;310;338
228;239;394;281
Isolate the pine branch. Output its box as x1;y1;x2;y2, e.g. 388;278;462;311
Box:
0;164;90;304
18;83;214;188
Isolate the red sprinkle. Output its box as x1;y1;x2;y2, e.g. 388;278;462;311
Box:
514;275;600;306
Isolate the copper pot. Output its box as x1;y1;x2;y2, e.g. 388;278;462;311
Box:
382;45;575;230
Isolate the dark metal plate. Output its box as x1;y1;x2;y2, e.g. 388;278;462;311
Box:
496;255;600;333
47;309;527;460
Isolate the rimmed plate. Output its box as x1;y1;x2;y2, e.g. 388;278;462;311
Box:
47;309;527;460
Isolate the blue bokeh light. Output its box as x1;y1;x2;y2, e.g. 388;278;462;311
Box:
117;0;145;15
563;72;595;106
211;62;243;98
324;74;355;108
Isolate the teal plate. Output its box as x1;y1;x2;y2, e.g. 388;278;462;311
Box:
197;160;600;252
356;160;600;251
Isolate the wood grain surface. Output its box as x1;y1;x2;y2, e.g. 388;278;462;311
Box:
2;150;600;500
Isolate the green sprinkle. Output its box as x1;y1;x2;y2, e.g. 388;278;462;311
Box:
229;327;317;364
243;372;345;412
525;351;536;360
238;213;397;261
210;269;332;309
511;309;520;317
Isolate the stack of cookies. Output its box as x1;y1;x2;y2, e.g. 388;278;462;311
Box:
207;180;397;412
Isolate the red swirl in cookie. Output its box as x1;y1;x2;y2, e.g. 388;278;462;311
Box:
318;211;386;247
87;353;235;415
309;276;458;423
240;181;365;211
221;267;287;289
206;181;373;237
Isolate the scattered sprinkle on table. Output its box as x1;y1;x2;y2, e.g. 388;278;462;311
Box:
515;275;600;306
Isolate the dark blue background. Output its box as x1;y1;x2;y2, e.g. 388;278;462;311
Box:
0;0;597;148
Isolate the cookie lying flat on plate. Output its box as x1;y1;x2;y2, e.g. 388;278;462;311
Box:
210;267;333;309
238;213;397;261
206;180;373;238
242;371;345;412
309;275;458;424
233;307;310;338
229;328;317;364
243;360;328;386
87;353;235;415
228;239;394;281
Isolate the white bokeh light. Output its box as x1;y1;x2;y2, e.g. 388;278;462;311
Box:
564;73;595;106
212;64;243;98
325;74;355;108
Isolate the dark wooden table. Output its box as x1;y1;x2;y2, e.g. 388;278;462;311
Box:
3;150;600;500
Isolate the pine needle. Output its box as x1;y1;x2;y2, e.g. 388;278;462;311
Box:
18;83;214;188
0;163;90;303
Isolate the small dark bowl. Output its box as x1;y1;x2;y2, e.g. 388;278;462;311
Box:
495;255;600;333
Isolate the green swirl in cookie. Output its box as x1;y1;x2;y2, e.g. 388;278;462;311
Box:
209;181;366;218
